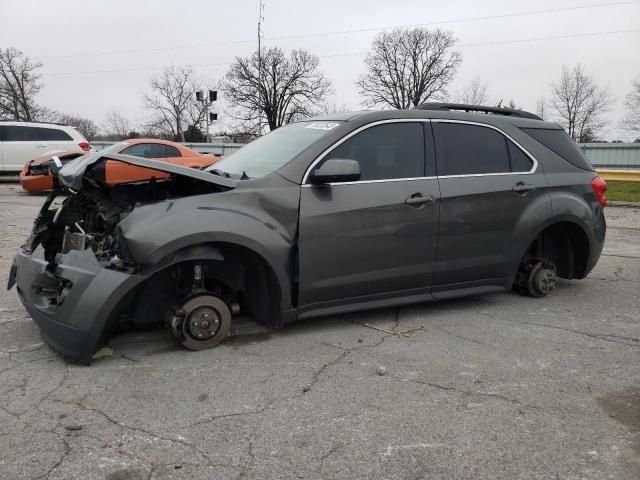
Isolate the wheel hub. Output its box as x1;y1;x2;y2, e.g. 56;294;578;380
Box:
187;306;220;339
526;261;558;297
176;295;232;350
534;268;557;294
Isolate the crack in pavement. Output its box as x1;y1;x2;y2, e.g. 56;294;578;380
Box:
74;403;218;467
602;253;640;260
479;312;640;348
385;374;545;412
178;332;391;431
433;325;486;346
175;312;406;478
317;440;351;476
33;433;71;480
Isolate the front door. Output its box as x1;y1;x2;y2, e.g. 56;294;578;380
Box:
298;121;440;312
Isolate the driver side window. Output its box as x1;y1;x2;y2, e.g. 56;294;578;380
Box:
320;122;424;181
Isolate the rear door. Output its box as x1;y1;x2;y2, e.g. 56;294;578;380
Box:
431;120;550;296
298;121;440;312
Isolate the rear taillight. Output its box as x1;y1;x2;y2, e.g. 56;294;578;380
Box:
591;176;607;208
79;142;91;152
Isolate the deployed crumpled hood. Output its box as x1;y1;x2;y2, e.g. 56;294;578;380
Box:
58;152;238;190
30;150;81;167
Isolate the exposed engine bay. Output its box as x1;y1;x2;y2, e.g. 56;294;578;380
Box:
23;175;227;271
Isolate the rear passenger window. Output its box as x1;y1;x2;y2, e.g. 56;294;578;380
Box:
507;141;533;172
321;123;424;181
434;123;510;176
3;126;45;141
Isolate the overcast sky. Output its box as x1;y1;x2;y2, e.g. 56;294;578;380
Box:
1;0;639;139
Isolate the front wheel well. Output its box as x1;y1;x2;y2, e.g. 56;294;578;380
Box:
522;222;591;279
118;242;283;331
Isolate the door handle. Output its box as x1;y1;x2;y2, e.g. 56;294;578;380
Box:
512;182;536;194
405;193;434;207
35;144;47;147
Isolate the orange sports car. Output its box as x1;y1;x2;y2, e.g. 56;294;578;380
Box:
20;139;221;193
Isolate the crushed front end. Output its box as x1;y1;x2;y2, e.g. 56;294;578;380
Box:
8;153;235;363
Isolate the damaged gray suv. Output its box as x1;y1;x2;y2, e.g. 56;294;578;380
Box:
8;103;607;363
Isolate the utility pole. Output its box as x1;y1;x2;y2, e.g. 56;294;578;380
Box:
257;0;265;135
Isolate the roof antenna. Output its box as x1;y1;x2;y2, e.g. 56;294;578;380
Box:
496;99;503;108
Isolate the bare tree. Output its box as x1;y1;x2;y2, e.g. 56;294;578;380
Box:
57;113;98;140
453;77;488;105
319;101;353;115
0;47;43;121
143;66;209;141
621;77;640;133
223;47;332;132
535;97;547;120
356;28;461;109
103;109;132;139
550;64;612;142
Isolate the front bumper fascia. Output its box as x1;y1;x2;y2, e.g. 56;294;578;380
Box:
11;247;144;364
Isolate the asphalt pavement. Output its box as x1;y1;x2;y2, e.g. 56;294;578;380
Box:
1;183;638;479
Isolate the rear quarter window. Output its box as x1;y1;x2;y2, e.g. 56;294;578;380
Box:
43;128;73;141
165;145;181;157
521;128;593;171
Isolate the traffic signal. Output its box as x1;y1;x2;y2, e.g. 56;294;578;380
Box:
209;90;217;102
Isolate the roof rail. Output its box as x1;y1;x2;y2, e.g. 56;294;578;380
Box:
0;119;69;126
414;102;542;120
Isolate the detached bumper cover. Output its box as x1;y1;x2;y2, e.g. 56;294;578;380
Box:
11;247;144;363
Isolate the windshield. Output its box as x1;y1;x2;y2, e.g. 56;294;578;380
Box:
206;121;343;178
99;141;129;154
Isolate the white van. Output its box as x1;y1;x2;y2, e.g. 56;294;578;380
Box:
0;121;93;172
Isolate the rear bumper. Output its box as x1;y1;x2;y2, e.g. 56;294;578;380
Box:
585;209;606;276
10;247;144;363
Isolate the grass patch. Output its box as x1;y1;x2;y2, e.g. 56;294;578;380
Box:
606;181;640;203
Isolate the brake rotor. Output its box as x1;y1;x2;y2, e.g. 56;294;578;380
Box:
527;262;558;298
180;295;231;350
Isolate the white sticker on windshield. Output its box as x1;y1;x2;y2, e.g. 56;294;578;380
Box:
305;122;340;131
52;156;62;167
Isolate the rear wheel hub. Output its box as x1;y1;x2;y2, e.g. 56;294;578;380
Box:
527;262;558;297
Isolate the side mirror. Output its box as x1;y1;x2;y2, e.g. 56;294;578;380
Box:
309;159;360;185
